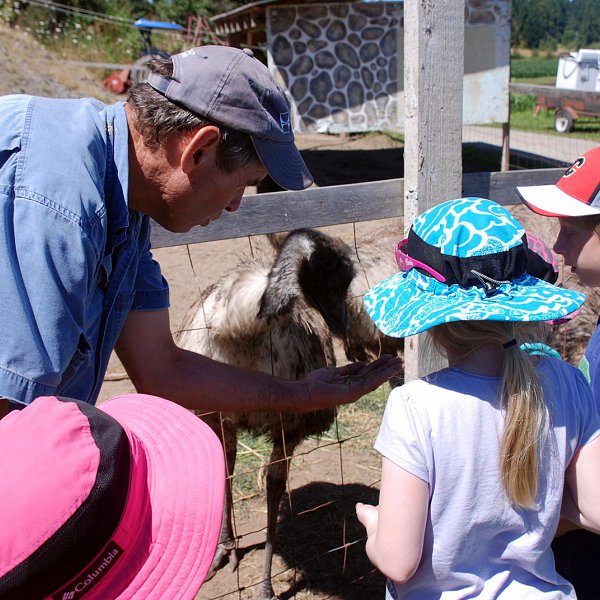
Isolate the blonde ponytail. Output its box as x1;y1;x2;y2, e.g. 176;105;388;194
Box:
429;320;549;508
500;340;548;507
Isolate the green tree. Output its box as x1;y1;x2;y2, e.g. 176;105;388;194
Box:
566;0;600;47
512;0;568;49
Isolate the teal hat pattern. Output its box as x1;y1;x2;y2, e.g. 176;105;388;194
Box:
364;197;586;338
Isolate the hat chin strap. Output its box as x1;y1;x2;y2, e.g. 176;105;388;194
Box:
470;270;511;298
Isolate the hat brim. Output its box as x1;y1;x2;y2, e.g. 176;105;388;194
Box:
364;269;585;338
252;137;314;190
516;184;600;217
99;394;225;599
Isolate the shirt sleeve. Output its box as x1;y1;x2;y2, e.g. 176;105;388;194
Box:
374;385;431;483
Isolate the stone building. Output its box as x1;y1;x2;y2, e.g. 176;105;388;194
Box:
211;0;510;134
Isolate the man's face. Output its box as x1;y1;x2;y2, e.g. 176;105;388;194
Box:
159;156;268;233
554;217;600;288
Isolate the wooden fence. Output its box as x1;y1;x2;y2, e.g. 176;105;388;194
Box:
151;167;565;249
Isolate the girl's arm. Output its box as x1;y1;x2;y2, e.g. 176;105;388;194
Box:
356;457;429;583
564;435;600;534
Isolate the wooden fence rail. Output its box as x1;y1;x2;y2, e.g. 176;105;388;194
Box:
150;167;564;248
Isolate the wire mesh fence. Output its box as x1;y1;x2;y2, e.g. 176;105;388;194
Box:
463;122;597;171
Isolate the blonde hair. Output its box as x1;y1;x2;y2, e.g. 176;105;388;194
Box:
429;320;550;509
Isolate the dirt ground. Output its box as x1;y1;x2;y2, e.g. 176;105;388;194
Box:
3;24;598;600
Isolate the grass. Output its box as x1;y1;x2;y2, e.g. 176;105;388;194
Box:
511;54;559;81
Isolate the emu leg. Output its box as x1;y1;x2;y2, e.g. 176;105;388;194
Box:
200;412;239;579
254;438;300;600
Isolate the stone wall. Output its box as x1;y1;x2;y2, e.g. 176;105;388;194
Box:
267;0;510;134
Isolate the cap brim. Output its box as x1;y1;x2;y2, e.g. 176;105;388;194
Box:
99;394;225;599
252;137;314;190
364;269;585;338
516;184;600;217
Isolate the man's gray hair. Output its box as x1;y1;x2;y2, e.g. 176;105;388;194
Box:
127;57;259;174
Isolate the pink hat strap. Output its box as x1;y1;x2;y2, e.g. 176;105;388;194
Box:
0;400;132;599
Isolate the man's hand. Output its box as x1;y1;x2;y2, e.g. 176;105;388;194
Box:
300;354;402;412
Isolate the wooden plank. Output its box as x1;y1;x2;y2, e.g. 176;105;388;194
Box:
151;179;403;247
461;167;564;204
402;0;464;381
150;168;565;248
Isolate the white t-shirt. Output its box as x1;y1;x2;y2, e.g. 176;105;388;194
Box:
375;357;600;599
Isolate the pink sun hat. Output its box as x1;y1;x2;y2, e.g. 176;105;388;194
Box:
516;146;600;217
0;394;225;599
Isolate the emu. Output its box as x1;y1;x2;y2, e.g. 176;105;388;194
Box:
176;228;356;600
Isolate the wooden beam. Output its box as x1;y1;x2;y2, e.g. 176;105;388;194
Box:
403;0;464;381
150;168;564;248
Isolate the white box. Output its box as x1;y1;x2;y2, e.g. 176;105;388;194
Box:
556;49;600;92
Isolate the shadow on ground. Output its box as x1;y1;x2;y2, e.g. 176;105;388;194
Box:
275;481;385;599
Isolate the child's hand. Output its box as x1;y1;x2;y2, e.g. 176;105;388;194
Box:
356;502;379;535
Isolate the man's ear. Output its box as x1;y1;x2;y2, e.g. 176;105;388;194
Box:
180;125;221;174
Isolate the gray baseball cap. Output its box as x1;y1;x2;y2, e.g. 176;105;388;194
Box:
147;46;313;191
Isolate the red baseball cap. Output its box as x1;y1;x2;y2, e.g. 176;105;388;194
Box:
0;394;225;599
516;147;600;217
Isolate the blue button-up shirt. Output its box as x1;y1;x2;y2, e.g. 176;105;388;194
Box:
0;95;169;405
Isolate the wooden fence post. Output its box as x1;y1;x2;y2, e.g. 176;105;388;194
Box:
403;0;465;381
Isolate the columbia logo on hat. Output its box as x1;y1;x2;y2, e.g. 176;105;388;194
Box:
516;146;600;217
53;542;123;600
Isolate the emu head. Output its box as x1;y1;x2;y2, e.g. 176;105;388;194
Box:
259;229;356;337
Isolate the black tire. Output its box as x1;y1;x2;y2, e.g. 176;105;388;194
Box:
131;50;169;86
554;109;574;133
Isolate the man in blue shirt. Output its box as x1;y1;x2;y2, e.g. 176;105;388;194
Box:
0;45;400;417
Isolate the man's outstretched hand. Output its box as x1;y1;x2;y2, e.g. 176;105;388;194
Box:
297;354;402;412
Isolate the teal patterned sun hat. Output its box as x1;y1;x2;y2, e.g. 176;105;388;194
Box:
364;197;586;338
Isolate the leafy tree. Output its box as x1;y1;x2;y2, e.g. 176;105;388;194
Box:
566;0;600;47
512;0;569;49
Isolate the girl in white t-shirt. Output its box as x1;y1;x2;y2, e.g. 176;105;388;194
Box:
356;197;600;599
